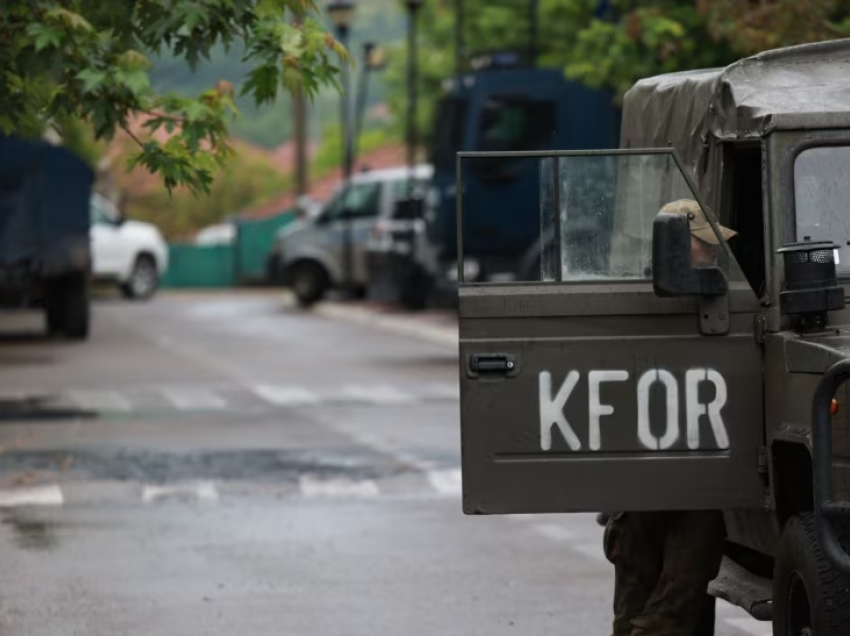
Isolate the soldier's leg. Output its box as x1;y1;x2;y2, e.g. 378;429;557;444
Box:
628;510;724;636
606;511;665;636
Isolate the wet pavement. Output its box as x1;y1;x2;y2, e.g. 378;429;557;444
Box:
0;291;767;635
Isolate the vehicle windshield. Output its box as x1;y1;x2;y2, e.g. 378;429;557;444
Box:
793;145;850;275
457;151;745;284
429;97;467;173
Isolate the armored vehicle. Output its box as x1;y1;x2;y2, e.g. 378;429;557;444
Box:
457;40;850;634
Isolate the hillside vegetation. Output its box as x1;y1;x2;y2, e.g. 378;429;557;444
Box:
148;0;406;149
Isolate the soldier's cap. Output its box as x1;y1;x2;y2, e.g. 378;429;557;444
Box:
658;199;736;245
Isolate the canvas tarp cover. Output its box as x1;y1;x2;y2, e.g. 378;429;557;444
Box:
620;38;850;198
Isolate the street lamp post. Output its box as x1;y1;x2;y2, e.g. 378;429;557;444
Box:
402;0;424;199
326;0;356;297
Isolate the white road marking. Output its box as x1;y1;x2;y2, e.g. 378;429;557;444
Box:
341;385;417;405
0;484;64;507
162;389;227;410
68;390;132;412
427;469;462;496
252;385;320;407
142;481;219;503
298;476;380;498
722;617;772;636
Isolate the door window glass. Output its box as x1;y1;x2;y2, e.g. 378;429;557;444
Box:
90;195;115;225
475;96;556;153
340;182;382;220
457;151;746;284
794;145;850;274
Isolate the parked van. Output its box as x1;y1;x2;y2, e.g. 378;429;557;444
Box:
269;164;432;306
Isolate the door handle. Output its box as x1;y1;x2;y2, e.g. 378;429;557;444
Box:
469;353;516;376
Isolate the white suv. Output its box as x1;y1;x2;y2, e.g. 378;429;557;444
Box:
90;193;169;299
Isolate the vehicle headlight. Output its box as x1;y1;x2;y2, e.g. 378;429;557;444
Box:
446;259;480;282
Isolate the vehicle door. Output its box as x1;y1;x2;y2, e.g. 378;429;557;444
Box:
327;180;382;286
89;195;126;277
457;149;765;515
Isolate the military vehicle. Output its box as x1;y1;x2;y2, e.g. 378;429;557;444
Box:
0;135;93;339
457;39;850;634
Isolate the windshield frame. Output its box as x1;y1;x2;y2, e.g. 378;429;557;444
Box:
455;147;732;286
780;131;850;282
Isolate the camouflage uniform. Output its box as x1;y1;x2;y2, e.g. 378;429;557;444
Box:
604;511;724;636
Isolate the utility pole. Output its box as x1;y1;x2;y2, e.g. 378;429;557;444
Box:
294;89;308;197
455;0;463;76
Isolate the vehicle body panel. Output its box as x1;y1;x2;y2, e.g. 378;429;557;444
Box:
0;135;93;307
273;165;432;289
90;193;169;284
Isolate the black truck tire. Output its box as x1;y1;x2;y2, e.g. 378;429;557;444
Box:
44;274;90;340
773;513;850;636
291;261;327;308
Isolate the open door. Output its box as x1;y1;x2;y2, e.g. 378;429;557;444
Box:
457;149;764;515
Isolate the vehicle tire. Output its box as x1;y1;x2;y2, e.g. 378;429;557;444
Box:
121;254;158;300
291;261;327;308
44;274;89;340
44;291;63;337
773;513;850;635
400;267;429;311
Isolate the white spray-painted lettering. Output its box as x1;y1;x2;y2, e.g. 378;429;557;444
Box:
685;369;730;450
636;369;680;450
538;368;729;451
539;370;581;451
588;370;629;451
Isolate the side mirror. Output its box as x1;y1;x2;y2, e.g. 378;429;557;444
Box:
652;213;728;297
393;197;424;220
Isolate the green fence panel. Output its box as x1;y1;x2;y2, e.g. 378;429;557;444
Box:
160;243;236;288
234;210;297;283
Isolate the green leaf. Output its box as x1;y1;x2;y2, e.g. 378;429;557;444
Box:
26;23;62;52
76;69;108;93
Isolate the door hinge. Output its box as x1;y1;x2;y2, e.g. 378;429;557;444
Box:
754;314;767;344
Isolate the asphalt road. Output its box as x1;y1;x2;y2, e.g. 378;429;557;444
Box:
0;291;768;635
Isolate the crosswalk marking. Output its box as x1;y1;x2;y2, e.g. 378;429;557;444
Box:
298;476;379;498
252;385;320;406
427;468;462;496
0;484;64;507
52;381;459;414
340;385;417;405
142;481;219;504
68;390;131;412
162;389;227;410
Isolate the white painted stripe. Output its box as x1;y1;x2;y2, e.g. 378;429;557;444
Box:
68;390;132;412
0;484;64;507
162;389;226;410
341;385;417;405
298;476;379;498
722;617;772;636
531;523;576;542
252;385;320;406
427;469;462;496
142;481;219;503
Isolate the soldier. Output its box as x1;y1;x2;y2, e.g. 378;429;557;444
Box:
603;199;736;636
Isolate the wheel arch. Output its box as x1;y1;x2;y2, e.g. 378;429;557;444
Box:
771;436;814;530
